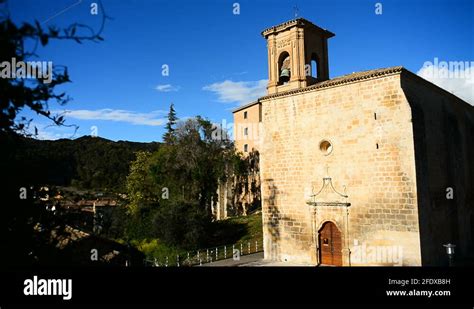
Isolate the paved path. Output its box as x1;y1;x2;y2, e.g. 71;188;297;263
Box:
199;252;315;267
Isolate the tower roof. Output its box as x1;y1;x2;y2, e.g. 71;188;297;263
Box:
261;17;335;38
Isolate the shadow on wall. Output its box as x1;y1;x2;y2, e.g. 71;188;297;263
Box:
405;83;474;265
265;179;280;260
264;179;302;261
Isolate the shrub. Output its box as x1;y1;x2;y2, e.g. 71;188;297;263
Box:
153;200;211;250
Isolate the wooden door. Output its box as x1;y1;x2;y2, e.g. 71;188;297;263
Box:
318;221;342;266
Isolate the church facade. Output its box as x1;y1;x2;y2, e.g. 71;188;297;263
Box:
233;18;474;266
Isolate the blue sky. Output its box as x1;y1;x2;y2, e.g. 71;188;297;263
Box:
8;0;474;142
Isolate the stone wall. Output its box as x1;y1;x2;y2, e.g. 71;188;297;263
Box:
233;103;261;154
401;72;474;265
260;73;423;266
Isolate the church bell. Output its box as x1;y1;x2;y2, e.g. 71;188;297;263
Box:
279;68;290;83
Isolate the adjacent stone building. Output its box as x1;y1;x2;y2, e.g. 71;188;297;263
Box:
234;18;474;266
233;101;262;154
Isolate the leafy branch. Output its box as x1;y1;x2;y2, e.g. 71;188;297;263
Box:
0;0;111;137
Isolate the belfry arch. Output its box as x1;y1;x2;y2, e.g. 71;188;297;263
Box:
261;18;334;94
277;51;291;85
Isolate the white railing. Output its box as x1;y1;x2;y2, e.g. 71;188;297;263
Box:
144;239;263;267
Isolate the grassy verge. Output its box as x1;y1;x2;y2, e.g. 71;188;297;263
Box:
131;239;186;265
211;211;263;245
127;211;263;265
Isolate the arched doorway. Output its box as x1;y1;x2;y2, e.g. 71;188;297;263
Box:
318;221;342;266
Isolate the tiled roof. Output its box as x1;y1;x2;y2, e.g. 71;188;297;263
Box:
259;66;405;100
232;66;404;113
231;66;472;116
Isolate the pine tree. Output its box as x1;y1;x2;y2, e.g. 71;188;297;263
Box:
163;103;178;144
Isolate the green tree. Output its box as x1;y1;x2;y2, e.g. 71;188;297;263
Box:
124;115;240;248
125;151;160;215
160;117;236;215
162;103;178;144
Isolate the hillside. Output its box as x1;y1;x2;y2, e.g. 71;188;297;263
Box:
1;132;161;192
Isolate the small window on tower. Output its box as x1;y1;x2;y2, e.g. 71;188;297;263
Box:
244;111;248;119
244;144;248;152
244;127;248;136
310;53;319;80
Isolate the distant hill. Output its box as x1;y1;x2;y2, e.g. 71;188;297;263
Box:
1;133;161;192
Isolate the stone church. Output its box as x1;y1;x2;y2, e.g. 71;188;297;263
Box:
233;18;474;266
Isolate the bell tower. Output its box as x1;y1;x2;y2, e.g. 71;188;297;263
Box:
262;18;335;95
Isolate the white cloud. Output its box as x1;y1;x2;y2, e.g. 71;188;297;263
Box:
203;79;267;105
60;108;167;126
35;129;74;140
155;84;180;92
24;119;78;141
417;64;474;105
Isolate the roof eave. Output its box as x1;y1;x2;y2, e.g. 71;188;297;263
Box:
231;100;261;113
258;66;405;101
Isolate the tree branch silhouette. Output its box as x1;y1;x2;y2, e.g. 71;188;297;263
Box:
0;0;111;137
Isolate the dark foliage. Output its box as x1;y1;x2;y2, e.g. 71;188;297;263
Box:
153;199;211;250
0;131;160;267
3;132;160;192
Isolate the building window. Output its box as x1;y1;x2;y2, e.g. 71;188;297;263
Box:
244;111;248;119
244;144;248;152
244;127;248;136
319;140;333;155
308;53;320;80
